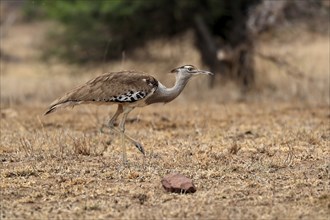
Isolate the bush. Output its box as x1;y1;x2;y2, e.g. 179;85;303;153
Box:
26;0;256;62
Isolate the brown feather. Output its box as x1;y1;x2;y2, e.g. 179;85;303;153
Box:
44;71;158;115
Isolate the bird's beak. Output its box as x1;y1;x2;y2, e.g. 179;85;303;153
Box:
196;70;214;76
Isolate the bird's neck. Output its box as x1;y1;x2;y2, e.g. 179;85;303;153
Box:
166;74;191;101
146;74;192;104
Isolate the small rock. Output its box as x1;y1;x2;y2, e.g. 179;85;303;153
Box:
161;173;196;194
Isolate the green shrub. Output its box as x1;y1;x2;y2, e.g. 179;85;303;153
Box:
26;0;255;62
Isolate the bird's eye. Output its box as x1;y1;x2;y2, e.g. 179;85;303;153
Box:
188;67;193;71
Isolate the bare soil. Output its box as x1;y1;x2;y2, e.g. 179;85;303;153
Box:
1;102;329;219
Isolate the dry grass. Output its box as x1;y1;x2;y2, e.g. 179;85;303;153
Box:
1;21;329;219
1;103;329;219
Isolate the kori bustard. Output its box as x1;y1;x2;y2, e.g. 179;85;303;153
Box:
44;65;213;164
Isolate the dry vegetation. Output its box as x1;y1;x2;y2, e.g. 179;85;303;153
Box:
1;20;329;219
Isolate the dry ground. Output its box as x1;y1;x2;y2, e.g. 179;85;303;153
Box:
1;19;330;219
1;102;330;219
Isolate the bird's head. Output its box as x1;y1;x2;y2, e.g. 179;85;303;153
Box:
170;65;213;77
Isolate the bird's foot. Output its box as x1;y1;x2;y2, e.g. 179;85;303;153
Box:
134;142;145;155
99;124;110;134
100;124;116;135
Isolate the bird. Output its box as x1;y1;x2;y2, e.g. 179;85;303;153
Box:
44;65;213;164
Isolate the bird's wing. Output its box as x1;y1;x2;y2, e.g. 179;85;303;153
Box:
44;71;158;115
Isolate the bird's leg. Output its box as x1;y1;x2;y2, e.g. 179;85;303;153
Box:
118;107;133;165
119;108;145;156
100;105;123;134
110;126;145;155
108;106;145;155
120;127;127;166
101;105;145;163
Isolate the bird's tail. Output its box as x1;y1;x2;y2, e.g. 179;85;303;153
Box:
44;100;79;115
44;83;86;115
44;105;57;115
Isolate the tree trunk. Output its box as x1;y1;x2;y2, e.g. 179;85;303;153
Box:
194;15;255;89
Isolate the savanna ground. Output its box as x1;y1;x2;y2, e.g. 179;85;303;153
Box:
1;20;329;219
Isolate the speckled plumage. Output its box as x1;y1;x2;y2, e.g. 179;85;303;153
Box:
44;71;158;114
